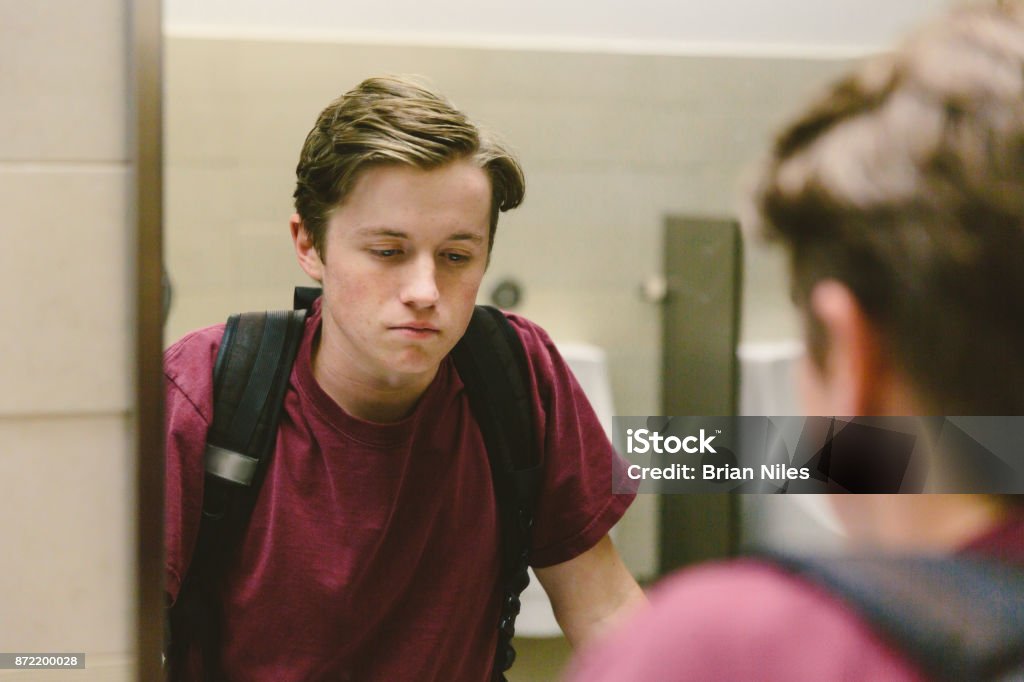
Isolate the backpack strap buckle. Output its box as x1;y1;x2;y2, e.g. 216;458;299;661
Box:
204;443;259;487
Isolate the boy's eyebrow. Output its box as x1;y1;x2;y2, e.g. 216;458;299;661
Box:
354;227;484;244
354;227;407;239
448;232;484;244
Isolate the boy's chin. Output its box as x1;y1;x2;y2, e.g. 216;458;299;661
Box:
380;351;446;379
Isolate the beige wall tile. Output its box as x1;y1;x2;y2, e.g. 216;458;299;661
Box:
164;39;241;166
742;237;801;342
165;165;242;289
165;94;240;166
164;164;239;233
165;285;307;347
165;38;241;95
485;168;733;293
231;94;315;166
232;166;298;225
647;55;851;112
0;169;130;415
445;49;660;102
232;220;304;289
0;415;133;654
0;0;127;162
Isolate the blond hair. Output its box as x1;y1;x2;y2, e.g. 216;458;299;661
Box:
293;76;525;256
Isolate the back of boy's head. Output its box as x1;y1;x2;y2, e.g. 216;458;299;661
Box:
748;2;1024;414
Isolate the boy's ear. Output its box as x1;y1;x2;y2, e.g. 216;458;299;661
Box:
290;214;323;282
803;279;887;416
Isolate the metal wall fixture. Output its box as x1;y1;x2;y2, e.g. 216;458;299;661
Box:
491;278;524;309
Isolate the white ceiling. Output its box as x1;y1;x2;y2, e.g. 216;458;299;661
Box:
165;0;959;56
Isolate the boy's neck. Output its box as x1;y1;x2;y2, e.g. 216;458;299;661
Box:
833;494;1010;552
310;335;438;424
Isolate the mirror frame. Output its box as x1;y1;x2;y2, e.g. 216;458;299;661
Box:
131;0;164;678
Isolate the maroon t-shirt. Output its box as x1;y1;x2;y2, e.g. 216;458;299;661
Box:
165;302;634;681
567;514;1024;682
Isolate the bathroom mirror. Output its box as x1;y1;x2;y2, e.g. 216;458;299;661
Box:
158;2;957;677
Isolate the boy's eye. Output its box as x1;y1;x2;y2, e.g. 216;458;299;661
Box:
444;252;470;263
370;249;401;258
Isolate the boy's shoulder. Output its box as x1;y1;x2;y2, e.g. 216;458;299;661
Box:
165;324;227;375
163;324;227;415
569;559;923;682
499;311;559;361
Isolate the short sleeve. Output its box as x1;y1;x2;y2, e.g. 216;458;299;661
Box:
505;314;635;568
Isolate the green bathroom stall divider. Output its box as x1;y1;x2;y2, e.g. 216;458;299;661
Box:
658;216;743;574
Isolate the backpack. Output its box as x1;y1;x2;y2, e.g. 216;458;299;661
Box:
768;552;1024;681
167;287;542;682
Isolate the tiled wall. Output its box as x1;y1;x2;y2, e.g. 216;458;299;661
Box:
165;36;851;578
0;1;135;678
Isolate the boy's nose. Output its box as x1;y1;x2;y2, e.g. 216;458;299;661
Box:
399;257;440;308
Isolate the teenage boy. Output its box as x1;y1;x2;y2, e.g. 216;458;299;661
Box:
164;76;644;680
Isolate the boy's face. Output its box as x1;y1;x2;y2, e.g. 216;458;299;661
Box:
295;159;492;382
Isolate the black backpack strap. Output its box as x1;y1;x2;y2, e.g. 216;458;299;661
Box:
451;305;543;682
167;302;308;680
293;286;321;312
766;552;1024;682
